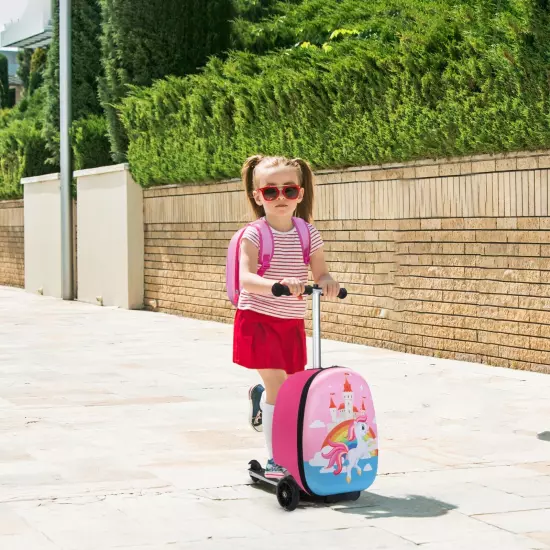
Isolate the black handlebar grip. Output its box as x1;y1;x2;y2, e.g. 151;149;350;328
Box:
271;282;291;297
272;283;347;299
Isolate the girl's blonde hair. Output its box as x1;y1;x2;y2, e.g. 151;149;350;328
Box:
241;155;315;223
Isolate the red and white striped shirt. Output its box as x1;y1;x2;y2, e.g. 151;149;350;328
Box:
238;220;324;319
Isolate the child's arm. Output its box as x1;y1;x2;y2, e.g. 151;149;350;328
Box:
310;248;340;299
240;239;305;296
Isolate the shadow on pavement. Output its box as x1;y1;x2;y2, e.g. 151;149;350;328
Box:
333;492;457;519
248;480;456;518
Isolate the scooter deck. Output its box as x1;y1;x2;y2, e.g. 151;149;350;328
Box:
248;461;361;503
248;465;287;488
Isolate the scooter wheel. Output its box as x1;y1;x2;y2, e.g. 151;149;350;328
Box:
277;477;300;512
248;460;262;483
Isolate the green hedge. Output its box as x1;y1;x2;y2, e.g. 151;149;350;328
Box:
72;115;113;171
119;0;550;187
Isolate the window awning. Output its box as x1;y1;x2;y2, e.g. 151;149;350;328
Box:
0;0;53;49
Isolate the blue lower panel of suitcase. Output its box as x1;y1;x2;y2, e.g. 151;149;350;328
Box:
304;456;378;496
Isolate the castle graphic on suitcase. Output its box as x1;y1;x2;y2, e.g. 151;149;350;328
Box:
274;366;378;497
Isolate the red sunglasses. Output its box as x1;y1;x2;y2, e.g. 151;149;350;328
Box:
257;185;301;201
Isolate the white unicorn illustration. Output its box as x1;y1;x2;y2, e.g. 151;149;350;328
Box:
321;414;376;483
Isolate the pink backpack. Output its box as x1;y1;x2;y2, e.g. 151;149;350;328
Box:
226;217;311;306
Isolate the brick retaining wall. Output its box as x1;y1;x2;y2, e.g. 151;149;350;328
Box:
144;150;550;373
0;200;24;288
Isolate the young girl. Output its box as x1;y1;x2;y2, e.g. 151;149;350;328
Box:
233;155;340;479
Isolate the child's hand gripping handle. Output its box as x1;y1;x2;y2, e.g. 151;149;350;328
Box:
271;283;347;300
271;283;347;369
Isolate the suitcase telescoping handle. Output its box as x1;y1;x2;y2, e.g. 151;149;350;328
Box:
271;283;348;369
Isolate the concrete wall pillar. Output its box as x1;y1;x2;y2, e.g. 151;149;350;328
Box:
75;164;144;309
22;173;65;299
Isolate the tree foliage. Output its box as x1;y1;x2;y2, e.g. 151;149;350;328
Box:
28;48;48;95
0;55;9;109
17;49;33;91
99;0;235;163
43;0;104;166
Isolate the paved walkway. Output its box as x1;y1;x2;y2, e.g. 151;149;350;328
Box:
0;286;549;550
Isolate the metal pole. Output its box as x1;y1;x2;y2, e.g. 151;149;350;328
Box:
60;0;73;300
312;287;322;369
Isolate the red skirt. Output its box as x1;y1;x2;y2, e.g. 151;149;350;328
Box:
233;309;307;375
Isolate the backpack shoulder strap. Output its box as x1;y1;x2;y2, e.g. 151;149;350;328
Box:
225;226;248;306
249;219;274;276
293;217;311;264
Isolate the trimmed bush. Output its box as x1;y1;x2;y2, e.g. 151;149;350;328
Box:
0;89;51;199
99;0;235;164
0;118;50;200
0;110;112;200
119;0;550;187
72;115;113;171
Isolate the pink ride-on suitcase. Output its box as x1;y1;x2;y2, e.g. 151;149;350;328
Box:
248;283;378;511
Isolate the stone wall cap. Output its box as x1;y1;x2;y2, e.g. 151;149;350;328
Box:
74;163;130;178
21;173;60;185
81;148;550;190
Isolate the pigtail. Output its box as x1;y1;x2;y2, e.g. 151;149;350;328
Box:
293;158;315;223
241;155;265;219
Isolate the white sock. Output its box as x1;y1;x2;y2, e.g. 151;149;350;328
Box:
260;390;266;407
263;402;275;461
